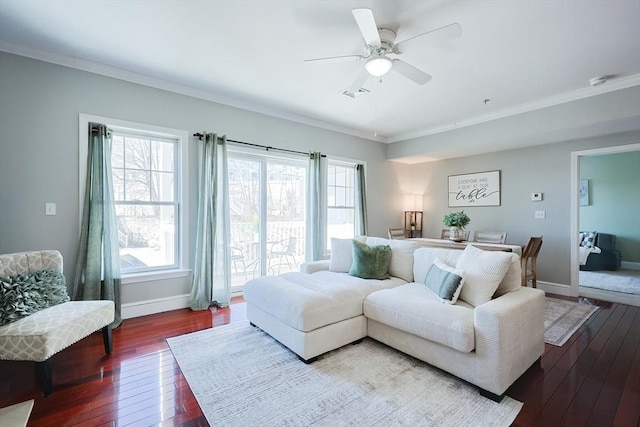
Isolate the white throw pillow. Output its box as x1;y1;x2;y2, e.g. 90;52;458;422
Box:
329;238;354;272
329;237;365;273
494;253;522;297
423;258;465;304
413;247;462;285
455;245;512;307
366;237;419;282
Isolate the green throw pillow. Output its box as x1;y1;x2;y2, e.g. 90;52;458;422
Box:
423;258;465;304
0;268;70;326
348;240;391;280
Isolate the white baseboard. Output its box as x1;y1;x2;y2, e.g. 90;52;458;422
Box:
621;261;640;271
122;294;190;319
579;286;640;307
537;281;572;297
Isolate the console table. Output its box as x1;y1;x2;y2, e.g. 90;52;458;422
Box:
410;238;522;256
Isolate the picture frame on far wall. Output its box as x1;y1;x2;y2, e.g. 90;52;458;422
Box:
580;179;590;205
448;170;501;207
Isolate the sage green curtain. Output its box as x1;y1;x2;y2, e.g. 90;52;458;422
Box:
73;123;122;327
190;133;231;310
305;152;327;261
355;164;368;236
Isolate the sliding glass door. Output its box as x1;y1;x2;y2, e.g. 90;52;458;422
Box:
228;153;306;290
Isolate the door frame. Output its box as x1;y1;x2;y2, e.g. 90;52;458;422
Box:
570;142;640;297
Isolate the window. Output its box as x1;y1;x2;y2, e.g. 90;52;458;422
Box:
327;162;356;248
79;115;189;278
111;131;179;273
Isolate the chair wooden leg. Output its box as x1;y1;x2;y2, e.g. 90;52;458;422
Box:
36;359;53;396
102;325;113;354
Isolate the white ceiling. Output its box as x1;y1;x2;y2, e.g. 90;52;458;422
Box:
1;0;639;145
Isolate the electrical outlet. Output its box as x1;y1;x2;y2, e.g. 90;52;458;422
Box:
535;210;546;219
45;203;56;216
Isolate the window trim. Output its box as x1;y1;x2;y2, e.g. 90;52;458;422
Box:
78;114;189;279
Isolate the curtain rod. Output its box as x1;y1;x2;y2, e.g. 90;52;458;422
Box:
192;132;325;158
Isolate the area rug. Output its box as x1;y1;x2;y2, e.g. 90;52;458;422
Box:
579;269;640;294
0;400;34;427
167;322;522;426
545;297;598;346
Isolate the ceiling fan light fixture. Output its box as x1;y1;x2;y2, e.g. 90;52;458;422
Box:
365;56;393;77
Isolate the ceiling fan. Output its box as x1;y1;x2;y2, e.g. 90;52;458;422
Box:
305;9;462;97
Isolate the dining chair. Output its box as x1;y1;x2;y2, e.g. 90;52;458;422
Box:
388;228;406;239
473;230;508;244
521;236;543;287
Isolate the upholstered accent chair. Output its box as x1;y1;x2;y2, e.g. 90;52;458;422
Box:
0;250;115;396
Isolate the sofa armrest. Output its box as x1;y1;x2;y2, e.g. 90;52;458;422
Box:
300;259;330;274
473;287;545;395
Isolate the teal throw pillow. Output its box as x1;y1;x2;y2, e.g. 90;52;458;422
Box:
348;240;392;280
423;258;465;304
0;268;70;326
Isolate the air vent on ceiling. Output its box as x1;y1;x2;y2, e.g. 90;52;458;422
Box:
340;87;370;98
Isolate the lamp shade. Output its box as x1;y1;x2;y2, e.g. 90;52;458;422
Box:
365;56;393;77
403;194;424;212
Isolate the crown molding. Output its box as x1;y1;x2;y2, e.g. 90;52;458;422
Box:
0;41;387;143
2;41;637;146
387;73;640;143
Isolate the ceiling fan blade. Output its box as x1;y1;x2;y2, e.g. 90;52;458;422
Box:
304;54;365;64
352;8;381;47
344;70;370;97
395;23;462;51
392;60;432;85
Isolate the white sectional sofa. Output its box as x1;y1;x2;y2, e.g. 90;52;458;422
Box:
244;237;545;401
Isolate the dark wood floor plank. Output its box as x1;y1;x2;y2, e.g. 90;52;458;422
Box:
556;304;636;426
611;320;640;427
509;300;616;426
585;306;640;426
1;295;635;426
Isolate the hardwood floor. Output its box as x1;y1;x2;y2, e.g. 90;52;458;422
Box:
0;295;637;426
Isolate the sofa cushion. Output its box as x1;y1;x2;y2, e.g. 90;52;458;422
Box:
493;253;522;297
422;258;465;304
364;283;475;353
365;237;419;282
456;245;512;307
349;240;391;280
243;271;406;332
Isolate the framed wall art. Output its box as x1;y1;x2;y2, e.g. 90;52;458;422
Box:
448;170;501;207
579;179;590;206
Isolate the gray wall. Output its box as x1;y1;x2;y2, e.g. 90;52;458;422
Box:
0;52;400;305
580;151;640;263
406;132;640;286
2;51;639;304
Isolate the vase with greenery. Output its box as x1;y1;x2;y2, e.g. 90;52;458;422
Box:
443;211;471;241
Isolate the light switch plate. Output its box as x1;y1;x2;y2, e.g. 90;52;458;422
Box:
535;210;546;219
531;192;543;201
45;203;56;216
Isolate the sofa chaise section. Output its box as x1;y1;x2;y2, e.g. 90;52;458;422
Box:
244;270;407;362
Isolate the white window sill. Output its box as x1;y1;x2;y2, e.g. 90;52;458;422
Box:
121;269;191;285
